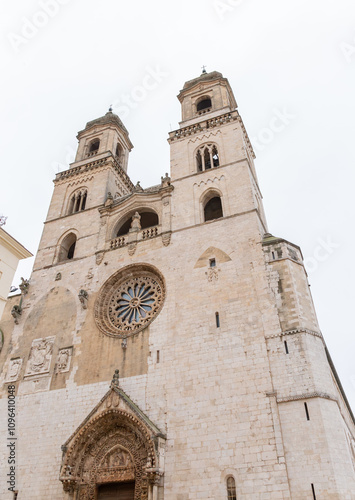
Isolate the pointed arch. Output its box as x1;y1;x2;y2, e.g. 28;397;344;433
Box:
57;230;78;263
60;387;165;500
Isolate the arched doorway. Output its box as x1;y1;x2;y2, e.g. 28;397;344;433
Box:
60;386;165;500
98;481;135;500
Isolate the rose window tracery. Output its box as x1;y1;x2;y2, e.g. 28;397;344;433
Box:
95;265;165;338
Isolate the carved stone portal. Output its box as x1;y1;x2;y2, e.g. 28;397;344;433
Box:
60;385;165;500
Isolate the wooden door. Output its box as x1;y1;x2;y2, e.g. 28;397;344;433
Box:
97;482;135;500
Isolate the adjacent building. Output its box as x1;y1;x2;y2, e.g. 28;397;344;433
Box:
0;227;32;321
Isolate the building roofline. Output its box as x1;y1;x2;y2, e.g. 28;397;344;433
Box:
0;227;33;259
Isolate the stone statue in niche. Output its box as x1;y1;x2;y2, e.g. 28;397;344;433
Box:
25;337;54;376
56;348;72;373
130;212;141;232
7;358;23;382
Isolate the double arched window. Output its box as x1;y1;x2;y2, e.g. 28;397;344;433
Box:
226;476;237;499
67;189;87;215
196;144;220;172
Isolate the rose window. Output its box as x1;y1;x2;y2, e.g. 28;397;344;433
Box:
95;265;165;338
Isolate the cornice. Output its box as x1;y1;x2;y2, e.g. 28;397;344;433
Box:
168;111;238;142
0;228;32;259
168;110;256;160
99;185;174;216
265;328;323;341
276;391;337;404
54;153;135;192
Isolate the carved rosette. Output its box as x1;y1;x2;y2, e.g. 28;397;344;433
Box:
94;264;165;338
60;408;161;500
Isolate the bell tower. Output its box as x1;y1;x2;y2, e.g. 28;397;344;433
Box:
33;109;134;271
168;69;267;233
74;107;132;173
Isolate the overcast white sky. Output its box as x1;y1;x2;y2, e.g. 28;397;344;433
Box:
1;0;355;410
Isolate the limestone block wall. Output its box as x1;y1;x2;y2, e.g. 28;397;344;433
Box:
169;118;252;182
264;246;319;332
170;161;260;233
0;210;294;499
0;377;147;500
279;397;355;499
1;161;354;499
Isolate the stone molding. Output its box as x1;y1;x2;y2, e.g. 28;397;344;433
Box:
265;328;323;341
54;153;134;192
276;392;337;404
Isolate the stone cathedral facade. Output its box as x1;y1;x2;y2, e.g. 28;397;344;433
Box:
0;71;355;500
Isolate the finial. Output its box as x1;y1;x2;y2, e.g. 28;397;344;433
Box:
0;215;7;227
201;65;207;74
111;369;119;387
108;104;113;112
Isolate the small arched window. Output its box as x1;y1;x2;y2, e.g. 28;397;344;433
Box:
68;190;87;215
87;139;100;157
227;477;237;500
196;144;220;172
58;233;77;262
116;211;159;237
197;97;212;113
204;196;223;222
